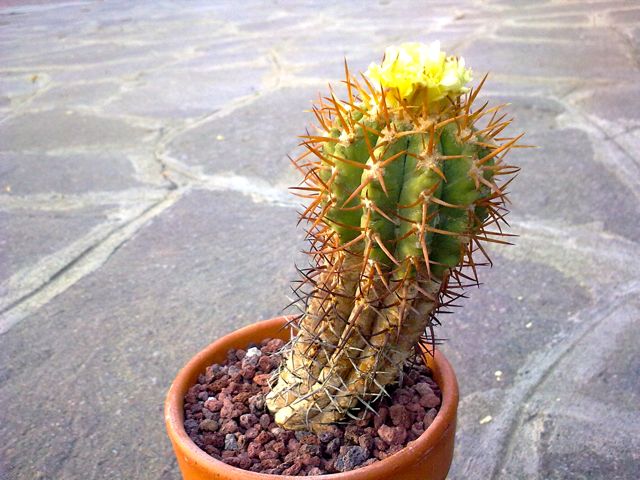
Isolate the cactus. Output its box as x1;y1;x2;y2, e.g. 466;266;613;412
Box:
266;42;523;432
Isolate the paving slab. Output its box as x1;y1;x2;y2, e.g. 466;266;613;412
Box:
0;152;143;195
0;110;156;153
0;206;110;287
166;86;325;183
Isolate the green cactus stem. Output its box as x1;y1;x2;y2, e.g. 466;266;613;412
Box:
266;42;523;432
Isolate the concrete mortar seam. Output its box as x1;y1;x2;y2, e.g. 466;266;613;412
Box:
0;189;185;335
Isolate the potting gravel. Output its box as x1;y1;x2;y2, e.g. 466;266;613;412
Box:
183;338;442;476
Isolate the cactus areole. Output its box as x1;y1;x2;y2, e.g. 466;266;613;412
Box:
266;42;523;432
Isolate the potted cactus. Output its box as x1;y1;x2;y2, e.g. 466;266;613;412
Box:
165;42;522;479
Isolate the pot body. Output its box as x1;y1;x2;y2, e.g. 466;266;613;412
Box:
165;316;459;480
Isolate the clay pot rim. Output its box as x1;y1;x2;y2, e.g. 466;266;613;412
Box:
165;316;459;479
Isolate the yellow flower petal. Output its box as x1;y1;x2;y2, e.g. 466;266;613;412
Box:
364;41;472;107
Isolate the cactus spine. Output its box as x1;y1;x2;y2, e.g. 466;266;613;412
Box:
267;42;522;432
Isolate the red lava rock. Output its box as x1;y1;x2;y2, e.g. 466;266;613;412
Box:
300;443;321;456
234;391;254;404
221;449;235;459
272;440;287;456
392;388;413;405
377;425;408;446
335;446;369;472
219;420;238;435
287;437;301;452
253;373;271;386
387;444;403;456
325;437;341;456
254;431;272;445
248;393;265;413
261;338;284;354
242;366;256;380
358;433;374;451
424;408;438;428
247;442;262;459
282;461;303;475
204;445;221;457
302;454;321;467
373;406;388;430
389;404;411;428
419;392;441;408
199;419;219;432
239;413;258;429
299;432;320;445
355;411;374;427
373;437;387;451
284;451;298;464
411;421;425;437
183;337;441;475
244;426;260;440
259;413;271;430
414;382;433;397
344;424;361;444
257;355;273;371
407;401;425;414
204;432;225;449
258;450;279;461
261;458;281;469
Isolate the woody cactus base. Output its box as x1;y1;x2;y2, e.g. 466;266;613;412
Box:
266;42;523;432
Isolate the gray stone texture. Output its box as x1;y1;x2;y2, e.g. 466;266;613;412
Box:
1;1;639;479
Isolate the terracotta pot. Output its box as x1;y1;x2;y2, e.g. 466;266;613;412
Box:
165;316;459;479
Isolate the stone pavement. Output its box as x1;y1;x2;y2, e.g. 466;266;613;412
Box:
1;1;639;478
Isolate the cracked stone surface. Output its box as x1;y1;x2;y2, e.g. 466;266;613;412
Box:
1;1;638;479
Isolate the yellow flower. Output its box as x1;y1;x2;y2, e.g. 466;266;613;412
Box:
365;42;472;107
